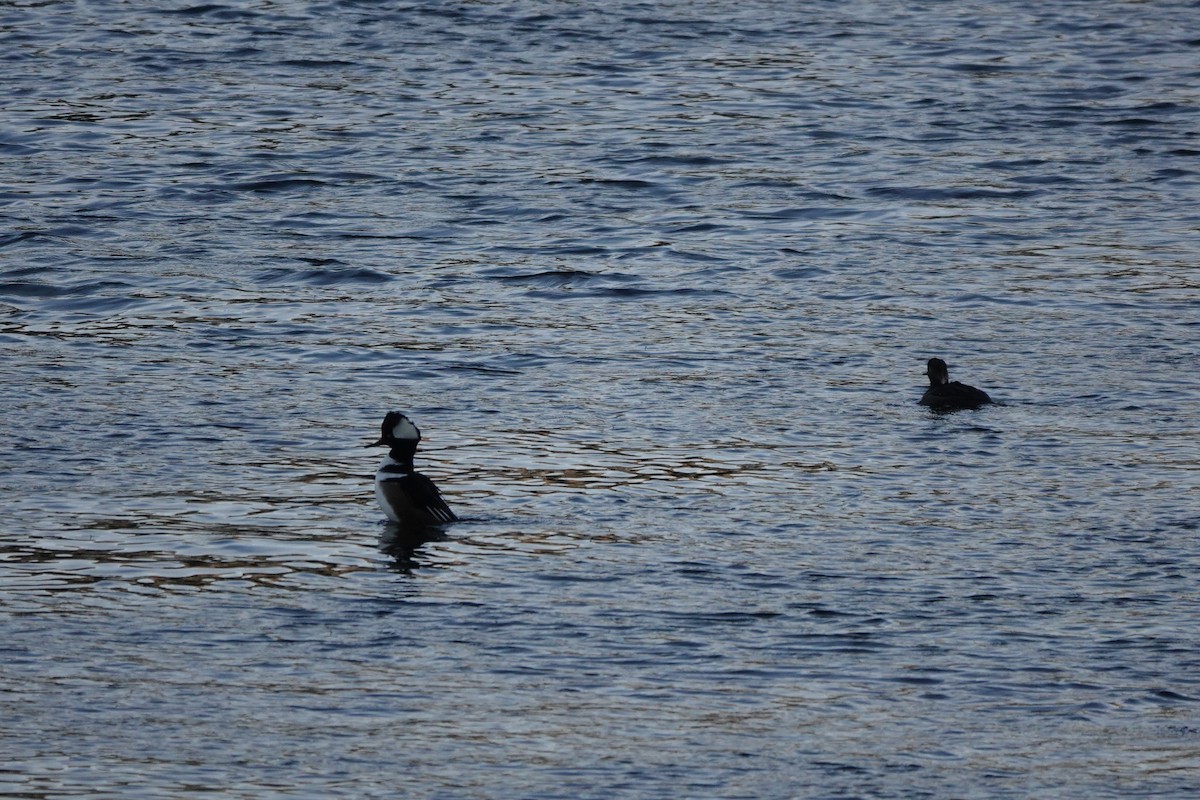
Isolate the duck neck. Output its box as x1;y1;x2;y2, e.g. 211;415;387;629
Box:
387;441;418;473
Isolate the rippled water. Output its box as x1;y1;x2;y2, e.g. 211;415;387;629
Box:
3;1;1200;797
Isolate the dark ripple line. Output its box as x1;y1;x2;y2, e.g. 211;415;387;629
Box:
235;177;329;193
0;232;45;248
0;279;133;298
489;269;605;287
254;266;394;286
869;186;1039;201
525;286;727;300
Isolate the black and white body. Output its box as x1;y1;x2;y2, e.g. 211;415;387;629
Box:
368;411;457;527
919;357;993;411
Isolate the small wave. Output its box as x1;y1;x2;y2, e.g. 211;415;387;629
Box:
158;4;258;18
572;61;639;74
0;232;46;249
774;266;831;280
1103;117;1165;127
976;158;1050;170
1150;168;1194;182
742;206;870;221
869;186;1038;201
1010;174;1081;185
620;154;734;167
235;177;328;193
490;269;603;288
579;177;669;193
653;609;784;625
949;293;1039;307
45;295;148;313
280;59;360;69
0;265;63;279
944;62;1024;74
665;222;728;233
440;361;525;376
527;285;727;300
253;266;395;286
0;279;133;299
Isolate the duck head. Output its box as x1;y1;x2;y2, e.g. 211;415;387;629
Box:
924;358;950;387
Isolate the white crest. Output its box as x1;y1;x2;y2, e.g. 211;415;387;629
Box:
391;415;420;441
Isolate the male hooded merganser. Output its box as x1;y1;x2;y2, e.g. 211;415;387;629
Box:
919;357;993;411
368;411;457;527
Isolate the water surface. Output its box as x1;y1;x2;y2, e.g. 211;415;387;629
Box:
3;1;1199;797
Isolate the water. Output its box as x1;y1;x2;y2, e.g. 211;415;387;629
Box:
3;1;1199;797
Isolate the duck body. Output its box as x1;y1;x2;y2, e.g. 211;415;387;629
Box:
369;412;457;528
375;454;457;526
919;357;993;411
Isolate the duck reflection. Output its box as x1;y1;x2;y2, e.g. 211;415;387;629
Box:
379;522;448;572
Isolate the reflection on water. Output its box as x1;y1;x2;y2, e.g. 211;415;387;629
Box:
379;524;449;574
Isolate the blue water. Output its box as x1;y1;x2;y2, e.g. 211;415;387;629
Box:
3;1;1200;797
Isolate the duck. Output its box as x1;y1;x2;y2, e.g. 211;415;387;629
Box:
367;411;457;527
919;357;993;411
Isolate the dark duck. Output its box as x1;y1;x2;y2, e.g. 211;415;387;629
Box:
919;357;993;411
368;411;457;527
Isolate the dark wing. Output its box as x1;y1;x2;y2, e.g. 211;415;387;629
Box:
950;381;992;407
410;472;458;522
378;472;457;525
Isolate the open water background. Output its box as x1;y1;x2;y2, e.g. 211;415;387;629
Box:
3;1;1200;797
